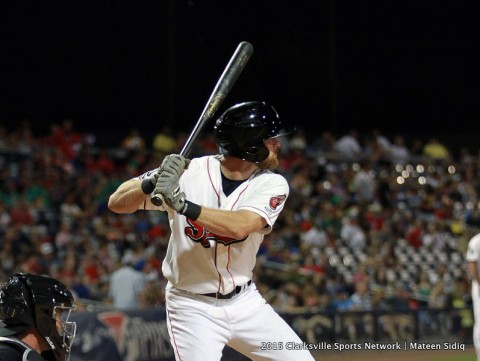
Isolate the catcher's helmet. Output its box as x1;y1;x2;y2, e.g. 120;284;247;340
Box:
0;273;76;361
214;101;296;163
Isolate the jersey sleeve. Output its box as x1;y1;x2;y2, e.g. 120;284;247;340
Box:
466;235;480;262
238;173;289;234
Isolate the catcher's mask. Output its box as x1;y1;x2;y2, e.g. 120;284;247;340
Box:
0;273;77;361
214;101;296;163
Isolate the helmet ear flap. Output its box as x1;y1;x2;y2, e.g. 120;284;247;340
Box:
218;142;235;157
244;145;269;163
223;143;233;153
245;146;260;155
0;273;35;327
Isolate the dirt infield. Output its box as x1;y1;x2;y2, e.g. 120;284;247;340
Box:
312;345;476;361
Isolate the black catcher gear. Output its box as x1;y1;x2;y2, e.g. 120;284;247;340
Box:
214;101;296;163
0;273;76;361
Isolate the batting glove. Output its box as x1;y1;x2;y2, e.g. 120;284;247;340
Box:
158;154;191;179
144;154;189;196
154;161;201;220
140;169;162;195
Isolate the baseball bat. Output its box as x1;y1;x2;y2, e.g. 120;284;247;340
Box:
151;41;254;206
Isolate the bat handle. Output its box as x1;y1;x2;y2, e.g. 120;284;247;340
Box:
150;144;189;207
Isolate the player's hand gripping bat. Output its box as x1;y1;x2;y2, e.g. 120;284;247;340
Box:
151;41;254;206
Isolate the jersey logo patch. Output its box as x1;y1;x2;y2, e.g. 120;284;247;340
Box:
269;194;286;210
185;219;246;247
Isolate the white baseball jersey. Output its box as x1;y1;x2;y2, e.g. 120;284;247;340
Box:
466;233;480;360
138;155;289;295
138;154;314;361
467;233;480;277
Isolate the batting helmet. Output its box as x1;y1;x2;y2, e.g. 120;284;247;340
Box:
0;273;76;361
214;101;296;163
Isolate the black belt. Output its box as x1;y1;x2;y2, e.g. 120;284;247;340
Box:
201;280;252;299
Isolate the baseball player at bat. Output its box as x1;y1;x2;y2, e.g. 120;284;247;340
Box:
467;233;480;361
108;101;314;361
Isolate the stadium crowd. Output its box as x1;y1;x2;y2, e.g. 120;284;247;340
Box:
0;119;478;341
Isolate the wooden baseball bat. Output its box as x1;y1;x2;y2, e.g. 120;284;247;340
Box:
151;41;254;206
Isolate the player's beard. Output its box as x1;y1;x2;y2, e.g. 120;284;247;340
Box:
258;152;279;170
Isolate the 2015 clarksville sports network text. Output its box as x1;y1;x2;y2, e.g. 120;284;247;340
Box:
260;341;466;352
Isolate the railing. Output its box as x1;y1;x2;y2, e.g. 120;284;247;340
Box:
283;306;473;345
68;305;473;361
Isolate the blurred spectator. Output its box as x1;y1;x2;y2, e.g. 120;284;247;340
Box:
0;201;11;228
389;135;410;165
271;281;305;311
299;255;325;276
299;221;329;251
340;208;367;251
349;159;377;205
152;125;177;155
85;147;116;174
333;129;362;160
409;138;425;162
289;127;308;153
341;281;374;340
365;128;392;166
405;218;424;249
70;273;94;300
352;262;370;284
377;286;414;341
0;240;15;275
451;277;473;340
41;119;85;161
310;130;336;155
60;193;84;226
121;127;146;154
107;251;147;310
422;137;450;162
466;204;480;228
8;119;36;156
9;199;35;226
295;285;333;343
331;286;353;312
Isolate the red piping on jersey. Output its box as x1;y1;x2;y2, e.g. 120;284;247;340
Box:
231;184;249;209
207;156;221;200
167;310;183;361
214;244;222;293
225;245;236;289
224;196;246;289
209;156;223;293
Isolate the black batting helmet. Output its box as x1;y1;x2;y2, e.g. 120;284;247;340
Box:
0;273;76;361
214;101;296;163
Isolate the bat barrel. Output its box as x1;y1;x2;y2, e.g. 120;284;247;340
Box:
151;41;254;206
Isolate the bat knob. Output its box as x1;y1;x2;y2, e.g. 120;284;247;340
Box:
151;195;163;206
